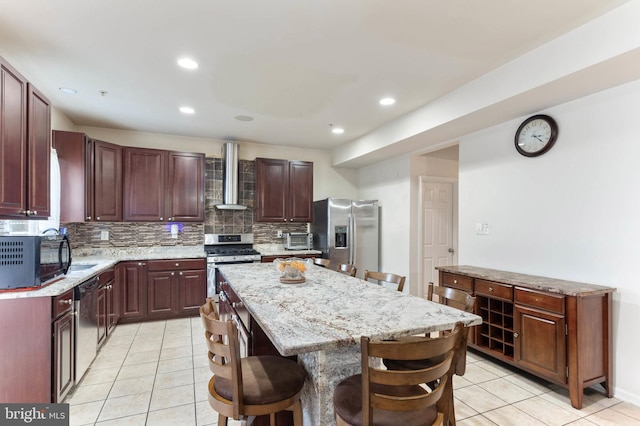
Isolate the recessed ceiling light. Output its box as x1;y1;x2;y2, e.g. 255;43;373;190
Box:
177;58;198;69
379;97;396;106
235;115;254;122
59;87;77;94
179;106;195;114
332;127;345;134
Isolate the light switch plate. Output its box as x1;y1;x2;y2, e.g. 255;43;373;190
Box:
476;223;490;235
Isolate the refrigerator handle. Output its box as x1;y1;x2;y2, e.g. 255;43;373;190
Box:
350;214;356;266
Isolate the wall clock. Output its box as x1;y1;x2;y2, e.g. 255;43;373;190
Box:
514;114;558;157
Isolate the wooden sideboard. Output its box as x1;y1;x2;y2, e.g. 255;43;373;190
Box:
437;265;614;410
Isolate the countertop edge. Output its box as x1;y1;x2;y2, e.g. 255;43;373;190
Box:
436;265;616;297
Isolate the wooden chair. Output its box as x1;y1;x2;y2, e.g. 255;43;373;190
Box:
313;257;331;268
337;263;357;277
363;270;406;292
383;284;475;425
200;300;306;426
333;323;464;426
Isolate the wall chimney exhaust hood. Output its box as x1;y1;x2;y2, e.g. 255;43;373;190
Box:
216;142;247;210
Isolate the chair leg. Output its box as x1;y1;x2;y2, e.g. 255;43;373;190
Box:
218;413;228;426
291;399;303;426
269;413;276;426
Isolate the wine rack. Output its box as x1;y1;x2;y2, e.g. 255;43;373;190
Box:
477;296;514;359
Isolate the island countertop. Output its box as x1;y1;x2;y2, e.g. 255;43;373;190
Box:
436;265;615;297
217;262;482;357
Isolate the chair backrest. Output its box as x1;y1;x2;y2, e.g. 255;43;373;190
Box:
427;283;475;313
200;300;243;418
361;322;463;425
363;270;406;292
337;263;357;277
427;283;475;376
313;257;331;268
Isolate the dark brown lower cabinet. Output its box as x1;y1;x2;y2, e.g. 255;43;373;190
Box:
118;261;147;322
438;267;614;410
53;308;74;402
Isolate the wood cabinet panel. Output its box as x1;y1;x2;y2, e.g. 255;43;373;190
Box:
93;140;122;221
0;58;50;219
148;258;204;271
515;287;565;314
514;304;566;384
118;261;147;321
255;158;313;223
52;310;74;402
178;268;207;314
441;272;473;292
166;151;204;221
26;84;51;218
148;271;176;317
124;147;166;221
475;279;512;301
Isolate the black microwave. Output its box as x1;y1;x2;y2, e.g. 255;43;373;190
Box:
0;235;72;290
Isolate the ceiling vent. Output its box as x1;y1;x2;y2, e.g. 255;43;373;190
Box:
215;142;247;210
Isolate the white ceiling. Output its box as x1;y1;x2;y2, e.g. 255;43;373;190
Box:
0;1;631;157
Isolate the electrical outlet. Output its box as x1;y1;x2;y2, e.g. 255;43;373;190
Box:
277;230;283;238
100;230;109;241
476;223;490;235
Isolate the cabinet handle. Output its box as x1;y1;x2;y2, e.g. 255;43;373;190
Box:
453;279;458;284
59;299;73;305
219;292;227;302
513;332;519;338
160;217;163;220
86;216;92;220
175;263;179;267
96;216;100;220
171;272;175;276
179;272;183;275
232;301;243;309
489;287;494;292
283;219;287;222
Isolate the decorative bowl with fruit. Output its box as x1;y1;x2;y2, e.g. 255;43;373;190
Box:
274;258;311;283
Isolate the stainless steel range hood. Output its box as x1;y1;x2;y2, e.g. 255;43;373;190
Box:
215;142;247;210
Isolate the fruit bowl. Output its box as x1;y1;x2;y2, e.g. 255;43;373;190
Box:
274;258;311;283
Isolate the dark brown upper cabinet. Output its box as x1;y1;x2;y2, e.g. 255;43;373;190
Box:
54;131;122;222
0;56;51;219
124;147;204;222
255;158;313;223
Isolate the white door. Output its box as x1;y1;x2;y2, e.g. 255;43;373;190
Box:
420;179;454;297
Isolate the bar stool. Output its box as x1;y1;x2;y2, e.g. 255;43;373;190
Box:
200;300;306;426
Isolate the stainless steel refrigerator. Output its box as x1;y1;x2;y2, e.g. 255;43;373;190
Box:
312;198;379;278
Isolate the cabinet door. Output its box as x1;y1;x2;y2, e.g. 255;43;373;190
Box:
124;147;166;221
54;131;90;222
514;304;567;384
178;269;206;314
26;84;51;219
53;311;74;402
94;140;122;221
0;58;27;217
118;261;147;320
147;271;176;317
255;158;288;222
288;160;313;222
166;151;204;221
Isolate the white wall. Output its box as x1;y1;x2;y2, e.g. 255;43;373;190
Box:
68;125;359;202
358;156;412;288
458;79;640;405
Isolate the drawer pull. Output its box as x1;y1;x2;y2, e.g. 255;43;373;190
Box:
489;287;494;292
175;263;179;267
513;332;519;338
59;299;73;305
453;279;458;284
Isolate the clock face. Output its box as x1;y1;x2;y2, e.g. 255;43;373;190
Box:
515;115;557;157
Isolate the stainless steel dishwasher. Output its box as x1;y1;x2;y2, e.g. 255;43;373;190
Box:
74;276;99;382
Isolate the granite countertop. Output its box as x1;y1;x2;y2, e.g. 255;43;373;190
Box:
0;245;206;300
218;263;482;356
436;265;615;297
253;243;322;257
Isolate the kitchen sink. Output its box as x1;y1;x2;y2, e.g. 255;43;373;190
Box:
68;264;98;272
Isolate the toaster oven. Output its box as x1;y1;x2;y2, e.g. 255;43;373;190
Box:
284;232;313;250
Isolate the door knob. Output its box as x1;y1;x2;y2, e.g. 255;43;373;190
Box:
448;248;454;253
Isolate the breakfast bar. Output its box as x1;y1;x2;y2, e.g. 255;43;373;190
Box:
217;262;482;425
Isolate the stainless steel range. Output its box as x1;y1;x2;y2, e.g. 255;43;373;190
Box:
205;233;261;300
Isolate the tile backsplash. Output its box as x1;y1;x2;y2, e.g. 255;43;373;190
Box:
59;157;310;249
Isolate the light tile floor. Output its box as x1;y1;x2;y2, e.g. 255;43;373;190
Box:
65;318;640;426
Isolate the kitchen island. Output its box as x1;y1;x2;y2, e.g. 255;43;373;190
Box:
217;263;482;426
